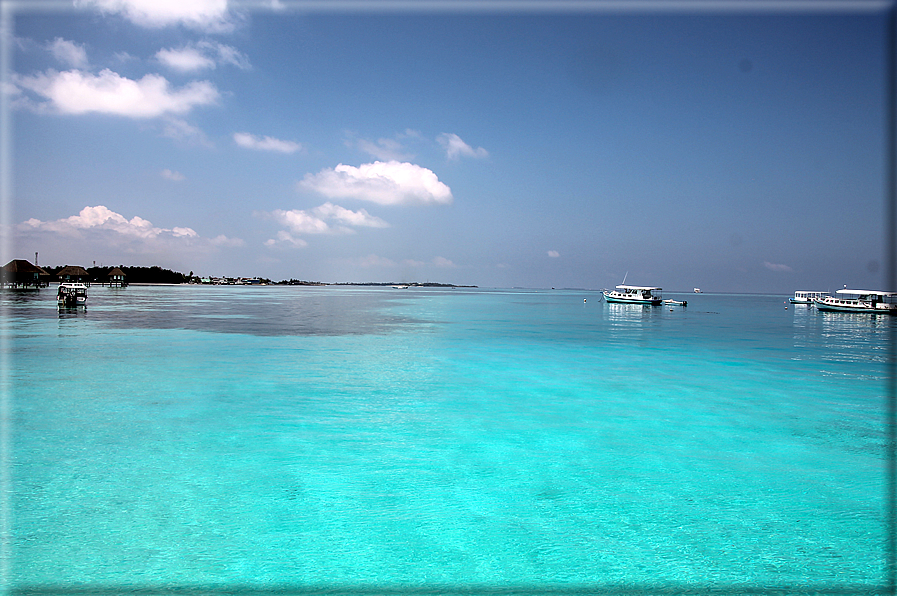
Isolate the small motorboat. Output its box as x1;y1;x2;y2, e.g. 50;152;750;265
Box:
57;283;88;307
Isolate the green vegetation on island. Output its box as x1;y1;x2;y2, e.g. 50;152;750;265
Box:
23;262;474;288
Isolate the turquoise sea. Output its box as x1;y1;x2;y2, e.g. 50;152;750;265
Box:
2;285;893;593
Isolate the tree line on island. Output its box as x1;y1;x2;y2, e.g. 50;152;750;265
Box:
33;264;473;287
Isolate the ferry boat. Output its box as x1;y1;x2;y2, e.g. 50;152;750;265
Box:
603;285;662;305
789;290;828;304
57;283;88;307
813;289;897;314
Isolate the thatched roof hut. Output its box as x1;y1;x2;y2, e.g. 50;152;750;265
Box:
107;267;127;287
57;265;90;284
1;259;50;287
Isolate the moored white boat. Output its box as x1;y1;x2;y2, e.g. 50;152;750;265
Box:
790;290;827;304
813;289;897;314
603;285;662;305
57;283;88;307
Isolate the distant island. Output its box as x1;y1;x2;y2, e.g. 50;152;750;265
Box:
330;282;477;288
26;263;475;288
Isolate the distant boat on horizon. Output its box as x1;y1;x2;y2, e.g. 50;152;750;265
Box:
693;288;702;293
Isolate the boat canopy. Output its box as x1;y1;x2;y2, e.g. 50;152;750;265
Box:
836;289;896;296
616;285;661;291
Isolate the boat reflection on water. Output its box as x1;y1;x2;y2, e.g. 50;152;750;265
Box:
57;305;87;319
602;301;665;347
815;310;893;365
604;301;664;323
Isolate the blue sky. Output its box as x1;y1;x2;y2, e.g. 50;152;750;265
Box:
3;0;892;292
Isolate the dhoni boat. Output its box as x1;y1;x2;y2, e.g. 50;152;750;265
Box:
602;285;663;306
789;290;827;304
813;289;897;313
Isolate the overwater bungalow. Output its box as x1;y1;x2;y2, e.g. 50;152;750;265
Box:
106;267;127;287
57;265;91;285
1;259;51;289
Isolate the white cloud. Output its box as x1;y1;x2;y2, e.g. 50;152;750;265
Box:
548;250;560;258
437;133;488;160
14;69;219;118
210;234;245;247
234;132;301;154
263;203;388;245
356;137;413;161
48;38;88;69
19;205;172;239
213;43;252;70
16;206;242;261
161;117;212;146
299;161;453;206
161;168;185;181
157;47;215;72
74;0;235;32
313;202;388;228
264;231;307;248
157;42;250;73
432;256;456;268
763;261;793;273
269;209;332;235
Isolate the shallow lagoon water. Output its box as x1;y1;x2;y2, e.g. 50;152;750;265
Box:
3;285;892;592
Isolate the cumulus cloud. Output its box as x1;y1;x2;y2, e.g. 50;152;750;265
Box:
312;202;388;228
74;0;235;32
432;256;456;268
157;41;250;73
16;206;243;261
161;168;185;181
299;161;452;206
264;231;308;248
48;38;89;69
19;205;184;239
14;68;219;118
210;234;245;247
763;261;793;272
234;132;301;154
356;137;412;161
157;47;214;72
162;117;212;146
548;250;560;258
262;203;388;247
437;133;488;160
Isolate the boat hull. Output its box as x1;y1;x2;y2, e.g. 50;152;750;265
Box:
814;299;896;314
57;296;87;307
603;293;662;306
